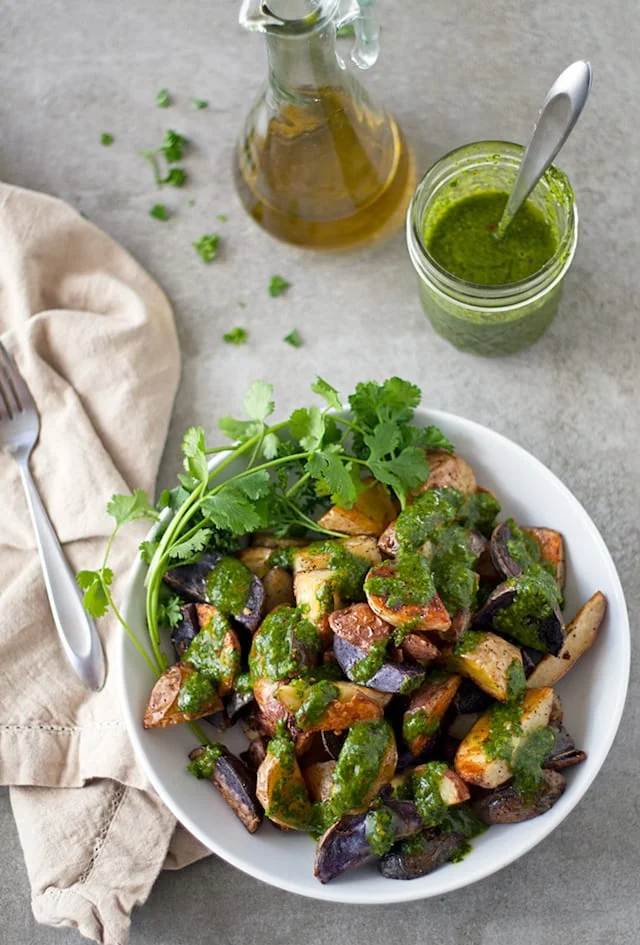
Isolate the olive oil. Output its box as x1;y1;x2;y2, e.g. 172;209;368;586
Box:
234;85;415;250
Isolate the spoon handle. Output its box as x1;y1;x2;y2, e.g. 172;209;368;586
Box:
496;61;592;238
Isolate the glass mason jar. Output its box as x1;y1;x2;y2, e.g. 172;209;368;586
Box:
406;141;578;357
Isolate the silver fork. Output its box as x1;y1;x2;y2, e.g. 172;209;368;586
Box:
0;340;106;690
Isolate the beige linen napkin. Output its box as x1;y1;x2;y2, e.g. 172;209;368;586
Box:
0;182;209;944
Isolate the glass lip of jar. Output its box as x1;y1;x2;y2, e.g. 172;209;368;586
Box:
406;140;578;312
263;0;339;33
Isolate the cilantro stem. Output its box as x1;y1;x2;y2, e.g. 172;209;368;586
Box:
286;471;311;498
283;501;345;538
188;720;212;746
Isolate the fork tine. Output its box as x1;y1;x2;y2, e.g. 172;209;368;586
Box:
0;340;35;413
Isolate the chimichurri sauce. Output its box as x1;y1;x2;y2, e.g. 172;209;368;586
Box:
425;190;558;286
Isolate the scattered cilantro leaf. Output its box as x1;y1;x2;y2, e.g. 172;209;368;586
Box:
349;377;421;431
182;427;209;484
191;97;209;109
216;214;228;222
158;594;183;628
101;132;114;146
149;203;169;221
188;199;196;207
235;469;271;500
218;416;262;442
162;167;187;187
284;329;302;348
169;527;213;561
289;406;324;451
161;129;189;163
312;377;343;411
363;422;401;461
107;490;158;527
419;425;454;452
268;275;291;297
156;88;171;108
223;327;248;345
193;233;220;262
76;568;113;618
238;301;247;309
244;380;275;422
262;432;280;460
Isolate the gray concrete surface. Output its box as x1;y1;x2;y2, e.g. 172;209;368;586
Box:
1;0;639;942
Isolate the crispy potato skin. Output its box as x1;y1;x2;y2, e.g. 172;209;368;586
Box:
293;569;341;647
527;591;606;688
192;604;241;697
329;602;393;650
409;450;477;500
143;663;222;729
391;763;469;807
276;680;388;731
403;675;462;753
523;528;565;589
444;632;524;702
366;561;451;631
256;752;314;830
303;761;337;802
454;687;554;788
262;567;295;613
238;546;273;579
400;632;440;663
317;479;398;537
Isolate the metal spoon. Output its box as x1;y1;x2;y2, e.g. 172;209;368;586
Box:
495;61;593;238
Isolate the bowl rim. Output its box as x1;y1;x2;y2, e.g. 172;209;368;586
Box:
117;406;630;904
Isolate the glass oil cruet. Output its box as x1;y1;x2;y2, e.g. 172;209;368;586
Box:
234;0;415;250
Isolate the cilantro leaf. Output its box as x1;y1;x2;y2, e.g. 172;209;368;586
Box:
284;329;302;348
223;327;248;345
349;377;421;431
268;275;291;297
419;425;454;452
76;568;113;618
169;527;213;561
218;416;262;442
162;167;187;187
368;446;429;506
100;132;114;146
244;380;274;422
202;489;264;535
139;539;159;564
149;203;169;221
363;421;401;460
261;432;280;460
161;129;189;163
156;88;171;108
216;213;228;222
193;234;219;262
182;427;209;484
307;450;357;507
191;97;209;109
289;406;325;451
107;490;158;527
311;377;342;411
158;594;183;628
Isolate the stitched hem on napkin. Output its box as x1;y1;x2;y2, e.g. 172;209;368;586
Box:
0;721;151;790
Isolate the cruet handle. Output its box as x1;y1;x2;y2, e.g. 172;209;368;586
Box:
337;0;380;70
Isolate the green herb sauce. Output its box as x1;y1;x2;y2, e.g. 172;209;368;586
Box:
400;832;427;856
506;658;526;701
438;803;488;840
430;525;479;614
511;726;556;795
402;709;440;746
234;671;253;696
184;609;239;689
330;719;394;819
304;540;372;600
349;639;388;683
176;671;216;714
493;564;563;652
484;698;524;764
187;744;223;779
295;680;340;729
249;606;321;682
365;549;436;610
267;546;296;570
412;762;449;827
365;806;399;856
505;518;541;571
425;191;558;286
453;629;485;656
205;556;253;615
395;487;464;549
265;729;315;830
459;491;501;537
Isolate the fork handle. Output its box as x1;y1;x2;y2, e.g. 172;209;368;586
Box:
17;460;106;691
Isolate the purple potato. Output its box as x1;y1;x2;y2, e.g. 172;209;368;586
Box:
171;603;199;659
314;800;424;884
189;745;263;833
164;553;265;632
472;769;566;825
489;521;523;579
473;581;565;655
333;636;425;694
543;723;587;770
378;829;466;880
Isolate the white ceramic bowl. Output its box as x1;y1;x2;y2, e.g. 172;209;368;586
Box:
118;408;629;903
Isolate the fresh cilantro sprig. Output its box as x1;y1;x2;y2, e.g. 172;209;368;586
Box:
223;327;248;345
79;377;450;680
193;233;220;262
140;130;189;187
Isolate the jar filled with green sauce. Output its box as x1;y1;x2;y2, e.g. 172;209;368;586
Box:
406;141;578;356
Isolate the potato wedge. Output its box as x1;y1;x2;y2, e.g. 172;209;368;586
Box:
391;763;470;807
252;677;290;736
410;449;477;499
262;566;295;613
454;687;554;788
443;631;525;702
238;546;272;579
523;527;565;589
526;591;606;688
143;663;222;729
378;521;400;557
256;747;314;830
400;632;440;664
251;533;307;549
329;602;393;650
276;680;389;731
292;536;381;574
365;560;451;631
317;478;398;537
293;569;341;645
403;675;462;754
329;720;398;816
303;761;336;802
188;604;241;697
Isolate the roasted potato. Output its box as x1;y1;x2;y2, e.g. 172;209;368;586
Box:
328;720;398;816
400;632;440;664
526;591;606;688
329;602;393;650
143;663;222;729
403;675;462;754
262;566;295;613
256;747;314;830
292;536;381;574
317;478;398;537
303;761;336;802
238;546;273;579
275;680;389;731
365;560;451;631
523;528;565;589
293;569;342;643
186;604;241;697
454;687;554;788
443;631;525;702
472;769;566;824
391;763;470;807
409;450;477;499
